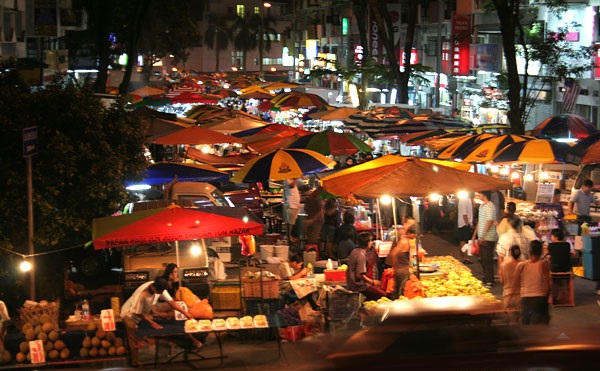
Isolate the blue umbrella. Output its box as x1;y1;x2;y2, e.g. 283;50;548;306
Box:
126;162;229;187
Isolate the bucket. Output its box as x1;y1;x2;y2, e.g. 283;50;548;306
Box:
274;245;289;260
260;245;275;261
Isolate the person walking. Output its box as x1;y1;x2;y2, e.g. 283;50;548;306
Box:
303;187;324;245
513;240;551;325
388;225;416;299
499;245;522;324
456;192;474;264
472;191;498;288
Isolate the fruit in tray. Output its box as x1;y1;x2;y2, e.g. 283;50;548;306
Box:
226;317;240;328
212;319;226;330
198;320;212;331
240;316;254;327
253;315;268;327
184;319;198;331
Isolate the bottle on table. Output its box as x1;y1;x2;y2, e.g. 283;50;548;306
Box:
81;300;90;320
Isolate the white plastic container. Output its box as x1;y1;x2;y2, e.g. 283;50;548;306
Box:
260;245;275;261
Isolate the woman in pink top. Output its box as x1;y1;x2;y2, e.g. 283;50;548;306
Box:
499;245;522;324
513;240;551;325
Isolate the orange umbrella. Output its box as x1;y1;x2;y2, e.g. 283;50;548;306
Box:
155;126;243;145
201;116;267;134
308;107;360;121
436;133;495;159
320;155;511;198
271;92;328;110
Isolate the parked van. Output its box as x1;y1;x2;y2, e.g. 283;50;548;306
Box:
124;181;234;213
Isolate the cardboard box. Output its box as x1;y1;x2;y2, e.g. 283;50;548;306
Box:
324;269;346;283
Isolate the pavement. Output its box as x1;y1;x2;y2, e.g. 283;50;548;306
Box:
62;230;600;370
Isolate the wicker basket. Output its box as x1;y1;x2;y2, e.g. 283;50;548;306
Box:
18;301;60;330
242;279;280;299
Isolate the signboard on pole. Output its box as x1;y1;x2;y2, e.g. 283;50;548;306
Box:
23;126;39;157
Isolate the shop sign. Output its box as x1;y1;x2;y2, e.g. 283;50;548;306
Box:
442;41;452;75
399;49;419;70
469;44;501;72
594;43;600;80
354;45;364;67
370;16;385;64
452;15;471;76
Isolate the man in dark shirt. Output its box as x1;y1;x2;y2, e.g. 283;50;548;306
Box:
346;232;386;301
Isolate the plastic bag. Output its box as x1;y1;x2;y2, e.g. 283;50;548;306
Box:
462;240;479;256
470;240;480;255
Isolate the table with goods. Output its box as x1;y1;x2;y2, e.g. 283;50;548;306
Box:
0;300;128;369
361;255;502;326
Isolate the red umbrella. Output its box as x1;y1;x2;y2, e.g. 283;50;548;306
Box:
170;91;219;104
92;206;264;250
530;114;598;140
155;126;243;145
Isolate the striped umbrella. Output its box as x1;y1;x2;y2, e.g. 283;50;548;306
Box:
491;139;571;164
412;114;472;131
270;92;328;110
287;130;373;156
373;118;438;136
458;134;535;163
530;114;598;140
230;148;336;183
436;133;495;159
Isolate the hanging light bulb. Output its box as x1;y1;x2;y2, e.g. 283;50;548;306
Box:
20;260;32;272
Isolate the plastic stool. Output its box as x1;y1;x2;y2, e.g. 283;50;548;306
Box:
550;272;575;307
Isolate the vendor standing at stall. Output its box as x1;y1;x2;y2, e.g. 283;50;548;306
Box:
120;277;194;367
388;225;416;299
568;179;595;225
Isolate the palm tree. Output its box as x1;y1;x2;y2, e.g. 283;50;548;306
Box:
204;14;231;71
230;14;257;71
257;13;278;73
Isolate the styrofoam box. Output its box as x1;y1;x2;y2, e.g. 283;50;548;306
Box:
260;245;275;261
274;245;289;259
218;253;231;262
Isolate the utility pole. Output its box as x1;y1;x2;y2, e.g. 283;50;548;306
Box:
23;126;38;301
435;0;445;108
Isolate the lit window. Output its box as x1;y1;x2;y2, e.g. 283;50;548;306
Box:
236;5;245;17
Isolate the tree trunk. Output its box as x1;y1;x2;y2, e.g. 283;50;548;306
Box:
399;1;418;104
119;1;150;95
369;0;403;101
92;1;115;93
493;0;525;134
353;0;370;109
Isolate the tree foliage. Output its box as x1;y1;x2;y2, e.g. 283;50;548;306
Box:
482;0;593;133
0;73;147;302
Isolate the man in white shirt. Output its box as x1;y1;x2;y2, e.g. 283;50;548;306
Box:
120;277;193;367
496;216;530;276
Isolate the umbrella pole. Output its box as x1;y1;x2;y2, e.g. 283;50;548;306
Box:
412;198;421;279
175;241;181;281
392;197;398;242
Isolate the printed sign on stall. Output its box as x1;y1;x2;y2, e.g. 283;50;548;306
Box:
29;339;45;364
175;301;188;321
101;309;116;331
535;182;555;203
